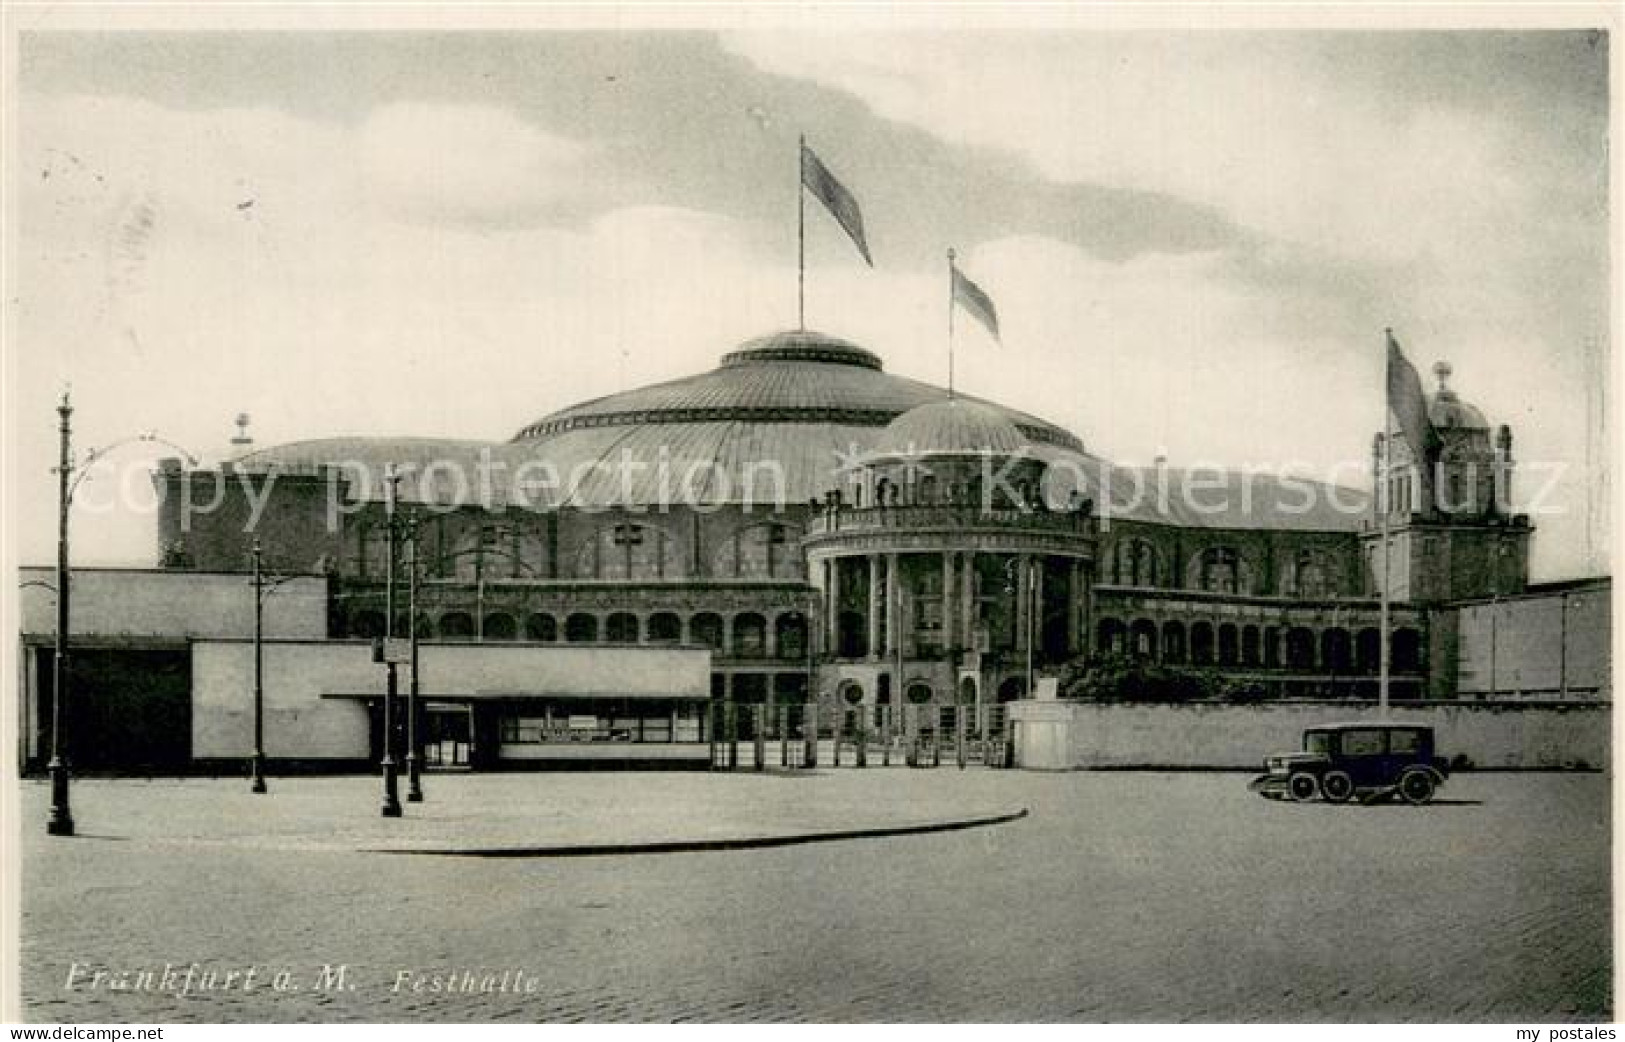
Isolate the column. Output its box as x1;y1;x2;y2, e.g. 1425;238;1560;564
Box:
1016;553;1032;651
724;673;737;770
941;552;956;652
1069;558;1086;656
1032;559;1046;660
867;555;882;659
961;551;976;649
823;558;838;653
887;552;902;659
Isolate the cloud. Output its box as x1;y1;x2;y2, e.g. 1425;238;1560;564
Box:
722;32;1598;264
357;103;591;226
12;34;1609;582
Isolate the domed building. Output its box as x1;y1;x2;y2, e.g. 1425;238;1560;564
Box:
20;326;1556;775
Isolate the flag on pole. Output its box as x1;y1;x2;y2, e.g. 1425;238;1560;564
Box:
951;260;1000;341
1386;329;1437;460
800;143;873;266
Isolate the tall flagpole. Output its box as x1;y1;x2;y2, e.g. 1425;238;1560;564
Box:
946;248;956;399
1379;328;1393;715
797;135;806;332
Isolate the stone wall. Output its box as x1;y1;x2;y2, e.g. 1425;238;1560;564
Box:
1009;699;1609;771
18;566;329;640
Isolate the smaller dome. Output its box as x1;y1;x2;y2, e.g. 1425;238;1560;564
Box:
1427;361;1488;429
872;398;1028;459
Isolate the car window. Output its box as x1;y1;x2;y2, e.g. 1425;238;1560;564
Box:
1304;732;1331;755
1340;729;1385;756
1388;729;1422;755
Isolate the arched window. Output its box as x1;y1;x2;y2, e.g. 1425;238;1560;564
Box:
439;611;474;640
1130;619;1158;661
732;613;767;658
437;521;539;582
1285;627;1316;670
606;612;639;643
1355;628;1381;674
1097;618;1127;656
1161;621;1187;664
1116;539;1159;586
1393;627;1423;673
691;613;724;652
1241;625;1261;666
775;613;807;660
1294;551;1330;598
714;523;803;579
1217;624;1239;666
577;522;683;580
906;682;934;705
525;613;557;642
1195;548;1247;594
1321;629;1353;673
565;613;598;643
1190;622;1215;666
483;612;518;640
647;612;682;643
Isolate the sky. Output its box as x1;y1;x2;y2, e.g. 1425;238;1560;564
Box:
7;26;1612;579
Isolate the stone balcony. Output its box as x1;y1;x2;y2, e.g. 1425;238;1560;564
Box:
806;504;1092;539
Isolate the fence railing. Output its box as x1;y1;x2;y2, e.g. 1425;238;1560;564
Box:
807;505;1090;537
705;703;1012;770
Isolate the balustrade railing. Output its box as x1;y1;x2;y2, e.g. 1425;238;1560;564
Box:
807;503;1091;536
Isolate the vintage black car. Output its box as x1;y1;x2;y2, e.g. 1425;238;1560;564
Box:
1249;722;1450;804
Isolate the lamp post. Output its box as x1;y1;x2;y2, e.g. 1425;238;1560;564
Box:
405;512;423;803
1024;556;1037;703
379;465;403;818
43;393;196;835
48;393;74;836
245;544;314;793
250;539;267;793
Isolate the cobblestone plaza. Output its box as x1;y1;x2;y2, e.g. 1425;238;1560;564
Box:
18;771;1610;1022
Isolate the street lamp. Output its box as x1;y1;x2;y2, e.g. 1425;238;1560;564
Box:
247;539;308;793
379;465;403;818
48;394;73;835
251;539;267;793
45;392;197;836
405;512;423;803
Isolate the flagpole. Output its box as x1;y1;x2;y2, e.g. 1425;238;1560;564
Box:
1380;328;1393;716
946;248;956;399
797;135;806;332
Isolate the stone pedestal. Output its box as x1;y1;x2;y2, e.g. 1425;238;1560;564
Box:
1007;699;1077;770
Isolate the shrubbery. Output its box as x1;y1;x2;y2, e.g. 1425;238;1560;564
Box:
1057;653;1270;704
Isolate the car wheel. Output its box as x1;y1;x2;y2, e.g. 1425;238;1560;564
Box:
1398;769;1436;805
1288;772;1320;802
1321;770;1355;803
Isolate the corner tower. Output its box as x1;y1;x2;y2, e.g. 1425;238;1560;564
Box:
1364;361;1532;604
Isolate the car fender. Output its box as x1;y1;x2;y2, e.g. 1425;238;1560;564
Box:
1399;764;1446;786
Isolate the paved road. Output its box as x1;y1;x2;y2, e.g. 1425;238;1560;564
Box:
17;771;1611;1022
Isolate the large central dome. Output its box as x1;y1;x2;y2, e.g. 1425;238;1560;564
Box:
237;328;1367;529
513;329;1081;449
